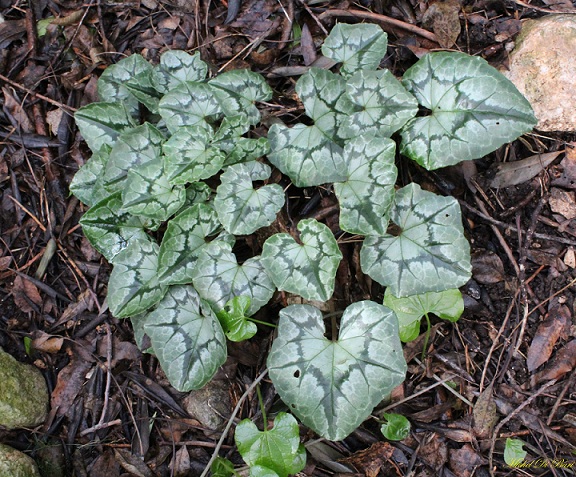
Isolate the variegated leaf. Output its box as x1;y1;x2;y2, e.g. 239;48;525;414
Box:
163;125;225;184
268;301;407;441
103;123;165;193
79;193;151;262
383;288;464;342
157;204;226;286
361;183;472;297
400;51;537;170
321;23;388;78
75;102;136;153
192;242;274;315
107;238;167;318
184;182;212;206
152;50;208;94
158;82;222;133
69;145;111;207
333;135;397;235
216;296;257;342
213;115;269;165
340;69;418;139
214;161;285;235
261;219;342;302
142;285;227;391
124;66;161;113
209;69;273;125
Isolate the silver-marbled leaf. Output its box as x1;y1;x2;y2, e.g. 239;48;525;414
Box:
334;135;397;235
142;285;227;391
152;50;208;94
214;161;285;235
70;145;111;207
261;219;342;302
268;301;407;441
213;115;269;166
400;51;537;170
361;183;472;297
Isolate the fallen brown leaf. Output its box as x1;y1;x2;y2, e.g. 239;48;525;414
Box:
471;249;505;284
533;340;576;385
12;275;43;313
473;384;498;439
549;187;576;220
527;305;571;372
422;0;461;48
449;444;486;477
339;442;394;477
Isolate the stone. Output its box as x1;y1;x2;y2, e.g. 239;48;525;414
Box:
506;15;576;132
0;348;48;429
0;444;41;477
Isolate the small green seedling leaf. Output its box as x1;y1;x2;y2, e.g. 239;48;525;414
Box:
107;238;167;318
400;51;537;170
380;413;411;441
248;466;281;477
235;412;306;477
383;288;464;342
192;242;275;315
217;296;257;342
153;50;208;94
504;438;527;467
333;135;397;235
215;161;285;235
261;219;342;302
268;301;407;441
142;285;227;391
211;457;237;477
361;183;472;297
321;23;388;78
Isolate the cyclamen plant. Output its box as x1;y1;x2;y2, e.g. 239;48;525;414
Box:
71;23;536;444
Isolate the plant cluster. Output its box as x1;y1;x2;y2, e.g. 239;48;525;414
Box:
71;22;536;451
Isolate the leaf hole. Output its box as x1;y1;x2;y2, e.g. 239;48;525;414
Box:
387;223;403;237
291;403;296;409
293;370;300;378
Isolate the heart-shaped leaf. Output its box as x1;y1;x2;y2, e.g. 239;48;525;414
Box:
107;238;167;318
216;296;256;342
235;412;306;477
400;51;537;170
214;161;285;235
267;301;406;441
333;135;397;235
321;23;388;78
261;219;342;302
152;50;208;94
192;242;274;315
383;288;464;342
142;285;227;391
70;145;111;207
124;64;161;113
213;115;269;166
361;183;472;297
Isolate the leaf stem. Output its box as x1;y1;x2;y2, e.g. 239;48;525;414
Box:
256;384;267;429
421;313;431;360
247;317;276;328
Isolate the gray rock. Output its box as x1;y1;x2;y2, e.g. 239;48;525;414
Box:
0;444;41;477
506;15;576;132
0;348;48;429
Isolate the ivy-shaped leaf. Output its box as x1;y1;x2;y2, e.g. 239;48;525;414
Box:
321;23;388;78
361;183;472;297
191;242;275;315
267;302;407;441
213;115;269;166
142;285;227;391
107;238;167;318
235;413;306;477
124;65;161;113
380;413;411;441
383;288;464;342
261;219;342;302
333;135;397;235
75;102;136;153
340;70;418;139
214;161;285;235
152;50;208;94
400;51;537;170
216;296;257;342
162;125;225;185
69;145;111;207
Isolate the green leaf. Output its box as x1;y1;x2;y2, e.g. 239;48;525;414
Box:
217;296;257;342
333;135;397;235
69;145;111;207
380;413;410;441
340;70;418;139
162;125;225;185
213;115;270;166
157;204;223;286
124;66;161;113
152;50;208;94
268;301;406;441
383;288;464;342
249;466;281;477
75;102;136;153
235;413;306;477
142;285;227;391
107;238;167;318
400;51;537;170
503;438;527;467
214;161;285;235
192;242;275;315
211;457;236;477
261;219;342;302
321;23;388;78
158;82;222;133
361;183;472;297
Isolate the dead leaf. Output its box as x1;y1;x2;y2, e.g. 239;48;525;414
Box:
300;23;317;66
0;255;11;271
31;331;64;354
113;449;154;477
564;249;576;268
552;147;576;190
169;446;191;477
339;442;394;477
12;275;43;313
472;384;498;439
87;450;121;477
422;0;461;48
418;433;448;471
449;444;486;477
533;339;576;385
2;87;33;132
489;151;561;188
527;305;571;372
549;187;576;220
471;250;505;284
